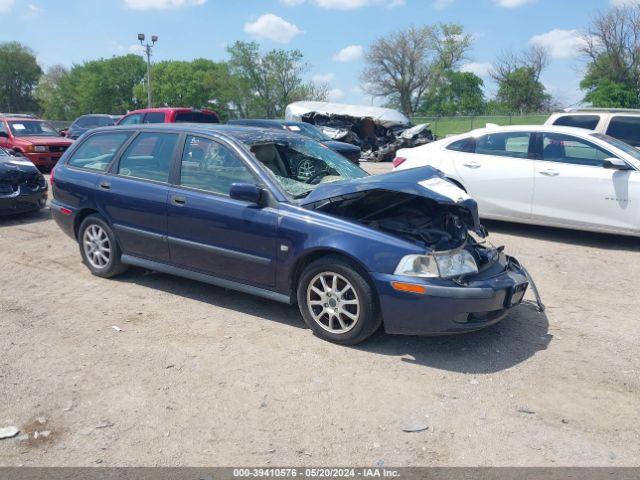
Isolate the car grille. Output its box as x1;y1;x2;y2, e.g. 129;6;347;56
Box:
49;145;68;153
0;182;14;195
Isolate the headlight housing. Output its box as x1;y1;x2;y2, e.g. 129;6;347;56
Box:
33;146;47;153
395;250;478;279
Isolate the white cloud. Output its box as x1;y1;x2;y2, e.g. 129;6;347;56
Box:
327;88;345;101
123;0;205;10
24;3;43;17
433;0;454;9
313;72;335;83
244;14;303;43
461;62;492;77
282;0;404;9
493;0;536;7
610;0;638;6
0;0;15;13
529;29;587;59
333;45;363;62
128;44;145;54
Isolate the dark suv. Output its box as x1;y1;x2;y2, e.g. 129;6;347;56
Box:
50;124;532;345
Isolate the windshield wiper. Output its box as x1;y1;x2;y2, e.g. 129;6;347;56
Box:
294;191;312;199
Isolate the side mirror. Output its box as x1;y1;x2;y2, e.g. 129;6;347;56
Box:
603;158;631;170
229;183;264;205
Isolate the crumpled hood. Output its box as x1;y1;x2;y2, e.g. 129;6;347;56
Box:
300;166;485;237
0;156;42;186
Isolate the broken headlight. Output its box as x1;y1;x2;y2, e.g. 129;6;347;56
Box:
395;250;478;279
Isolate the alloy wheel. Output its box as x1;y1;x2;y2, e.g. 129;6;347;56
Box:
83;224;111;269
306;272;360;334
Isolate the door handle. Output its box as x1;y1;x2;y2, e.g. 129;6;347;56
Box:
99;181;111;190
539;169;560;177
171;195;186;206
462;161;481;169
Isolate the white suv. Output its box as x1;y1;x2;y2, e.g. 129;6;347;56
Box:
545;109;640;147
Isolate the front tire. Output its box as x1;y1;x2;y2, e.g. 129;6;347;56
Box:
297;255;381;345
78;214;128;278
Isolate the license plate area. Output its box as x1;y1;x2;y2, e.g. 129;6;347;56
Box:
507;283;528;307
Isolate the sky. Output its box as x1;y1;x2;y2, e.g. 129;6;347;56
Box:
0;0;632;108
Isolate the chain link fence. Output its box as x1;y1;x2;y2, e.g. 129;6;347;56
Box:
411;114;549;139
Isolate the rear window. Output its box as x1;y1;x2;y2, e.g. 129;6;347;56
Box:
174;111;220;124
605;116;640;147
117;132;179;183
144;112;166;124
67;132;132;171
552;115;600;130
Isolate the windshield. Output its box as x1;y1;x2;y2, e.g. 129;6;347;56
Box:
9;120;60;137
592;133;640;163
245;137;367;199
284;123;332;142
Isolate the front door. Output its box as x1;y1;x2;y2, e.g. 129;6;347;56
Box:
532;132;640;233
167;135;278;288
96;131;180;262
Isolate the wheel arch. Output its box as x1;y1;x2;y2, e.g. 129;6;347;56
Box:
73;208;101;239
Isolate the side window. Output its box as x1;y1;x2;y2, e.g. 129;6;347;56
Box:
144;112;166;124
75;117;90;128
119;114;144;125
117;132;179;183
175;111;220;123
179;136;255;195
552;115;600;130
605;116;640;147
67;132;132;171
0;122;8;135
475;132;531;159
541;133;612;167
447;137;475;153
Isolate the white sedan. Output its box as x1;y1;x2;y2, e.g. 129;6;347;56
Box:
394;125;640;237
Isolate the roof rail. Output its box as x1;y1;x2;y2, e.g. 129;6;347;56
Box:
0;113;35;118
561;107;640;114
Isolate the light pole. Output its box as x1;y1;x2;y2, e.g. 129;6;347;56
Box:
138;33;158;109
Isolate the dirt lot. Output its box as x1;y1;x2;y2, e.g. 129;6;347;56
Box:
1;165;639;467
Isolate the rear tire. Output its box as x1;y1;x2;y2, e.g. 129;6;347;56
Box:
297;255;381;345
78;214;128;278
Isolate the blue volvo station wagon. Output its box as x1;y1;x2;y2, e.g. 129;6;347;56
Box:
51;124;536;345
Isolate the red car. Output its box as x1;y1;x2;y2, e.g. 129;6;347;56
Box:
117;107;220;126
0;116;73;171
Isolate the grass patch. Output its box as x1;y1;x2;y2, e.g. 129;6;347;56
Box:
412;114;548;139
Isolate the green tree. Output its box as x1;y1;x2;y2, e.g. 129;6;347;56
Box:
580;5;640;107
36;65;71;119
133;59;235;119
0;42;42;113
362;23;472;116
419;70;485;115
495;67;550;114
227;41;326;118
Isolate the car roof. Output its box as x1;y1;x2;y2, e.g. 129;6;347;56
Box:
125;107;216;114
89;123;305;143
1;116;46;122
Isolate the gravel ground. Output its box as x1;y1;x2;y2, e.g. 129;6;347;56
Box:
0;165;638;466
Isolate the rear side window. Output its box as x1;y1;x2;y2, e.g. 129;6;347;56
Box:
117;132;179;183
605;116;640;147
179;136;254;195
144;112;166;124
67;132;132;171
174;111;220;123
475;132;531;159
552;115;600;130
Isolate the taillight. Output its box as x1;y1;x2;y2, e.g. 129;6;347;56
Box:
392;157;407;168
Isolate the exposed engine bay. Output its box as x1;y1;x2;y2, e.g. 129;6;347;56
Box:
311;190;499;270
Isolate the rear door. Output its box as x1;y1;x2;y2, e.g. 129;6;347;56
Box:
166;135;278;288
453;131;535;219
96;131;180;262
532;132;640;232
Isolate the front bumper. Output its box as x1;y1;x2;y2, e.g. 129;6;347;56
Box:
0;187;48;216
374;256;529;335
